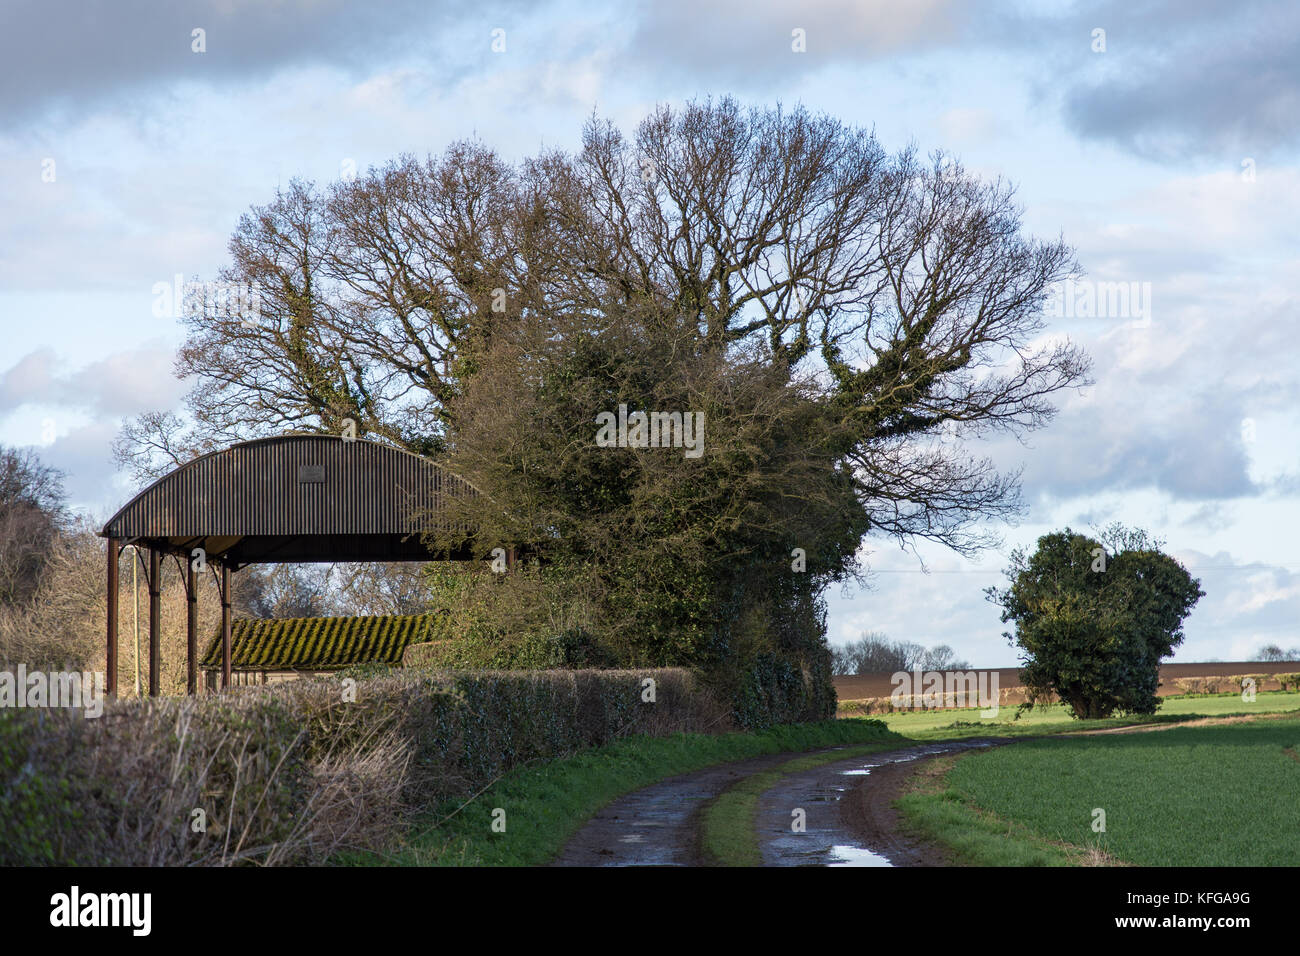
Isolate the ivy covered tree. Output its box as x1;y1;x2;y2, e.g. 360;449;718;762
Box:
986;525;1204;719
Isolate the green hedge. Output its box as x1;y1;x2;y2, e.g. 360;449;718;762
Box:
0;667;729;866
731;652;834;729
402;626;613;670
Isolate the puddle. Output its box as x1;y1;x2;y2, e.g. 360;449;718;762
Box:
760;739;1008;866
840;742;993;778
828;844;893;867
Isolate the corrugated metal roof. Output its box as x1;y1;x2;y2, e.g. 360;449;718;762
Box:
100;435;476;564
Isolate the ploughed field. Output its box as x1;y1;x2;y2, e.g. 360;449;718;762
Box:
834;661;1300;705
875;690;1300;737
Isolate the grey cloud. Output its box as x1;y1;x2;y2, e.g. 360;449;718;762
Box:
1268;473;1300;497
1073;505;1119;528
1180;502;1236;533
0;345;184;417
10;0;1293;166
623;0;968;88
0;348;58;409
1017;0;1300;162
0;150;250;293
34;420;124;515
617;0;1300;162
0;0;514;127
991;389;1258;505
1172;550;1300;659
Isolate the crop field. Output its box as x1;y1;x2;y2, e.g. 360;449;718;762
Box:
903;716;1300;866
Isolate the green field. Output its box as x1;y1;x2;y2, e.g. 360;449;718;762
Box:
899;716;1300;866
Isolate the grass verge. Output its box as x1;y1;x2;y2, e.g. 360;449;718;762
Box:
339;717;902;867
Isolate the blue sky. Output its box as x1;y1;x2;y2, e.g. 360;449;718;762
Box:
2;0;1298;665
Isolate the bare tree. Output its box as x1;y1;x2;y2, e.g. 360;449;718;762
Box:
227;562;434;619
0;446;68;606
334;563;437;616
233;564;339;619
831;632;970;675
117;97;1089;562
1254;644;1300;662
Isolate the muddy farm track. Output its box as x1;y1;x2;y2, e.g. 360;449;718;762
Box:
552;714;1290;866
552;738;1017;867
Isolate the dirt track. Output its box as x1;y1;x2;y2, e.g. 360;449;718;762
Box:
552;712;1289;866
755;738;1012;866
551;750;799;866
553;739;1015;866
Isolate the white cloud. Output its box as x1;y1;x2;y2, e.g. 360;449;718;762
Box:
0;344;184;418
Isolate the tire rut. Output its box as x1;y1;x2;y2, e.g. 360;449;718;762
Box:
551;750;814;866
755;738;1016;866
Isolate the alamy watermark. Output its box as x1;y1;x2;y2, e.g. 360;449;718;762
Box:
595;404;705;459
890;668;1000;718
1043;278;1152;327
50;886;150;936
0;666;105;718
152;273;262;326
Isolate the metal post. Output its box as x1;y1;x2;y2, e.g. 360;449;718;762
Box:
148;547;160;697
220;563;232;691
187;563;198;696
106;538;118;699
132;547;141;697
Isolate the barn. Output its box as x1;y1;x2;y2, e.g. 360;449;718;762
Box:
99;433;482;696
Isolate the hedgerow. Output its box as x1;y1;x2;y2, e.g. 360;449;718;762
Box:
0;667;727;866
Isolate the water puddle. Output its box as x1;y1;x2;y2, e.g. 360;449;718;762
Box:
762;739;1005;866
840;742;992;778
828;844;893;867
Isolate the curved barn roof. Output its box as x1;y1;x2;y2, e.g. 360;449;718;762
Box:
100;435;474;566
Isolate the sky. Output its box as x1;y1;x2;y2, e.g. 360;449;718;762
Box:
2;0;1297;666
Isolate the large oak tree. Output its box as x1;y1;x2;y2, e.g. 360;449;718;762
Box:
118;99;1087;551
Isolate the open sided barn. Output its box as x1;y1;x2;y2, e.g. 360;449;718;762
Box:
99;434;479;696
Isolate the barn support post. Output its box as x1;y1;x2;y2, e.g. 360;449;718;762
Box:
220;563;232;691
106;538;119;699
148;547;161;697
187;563;198;696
